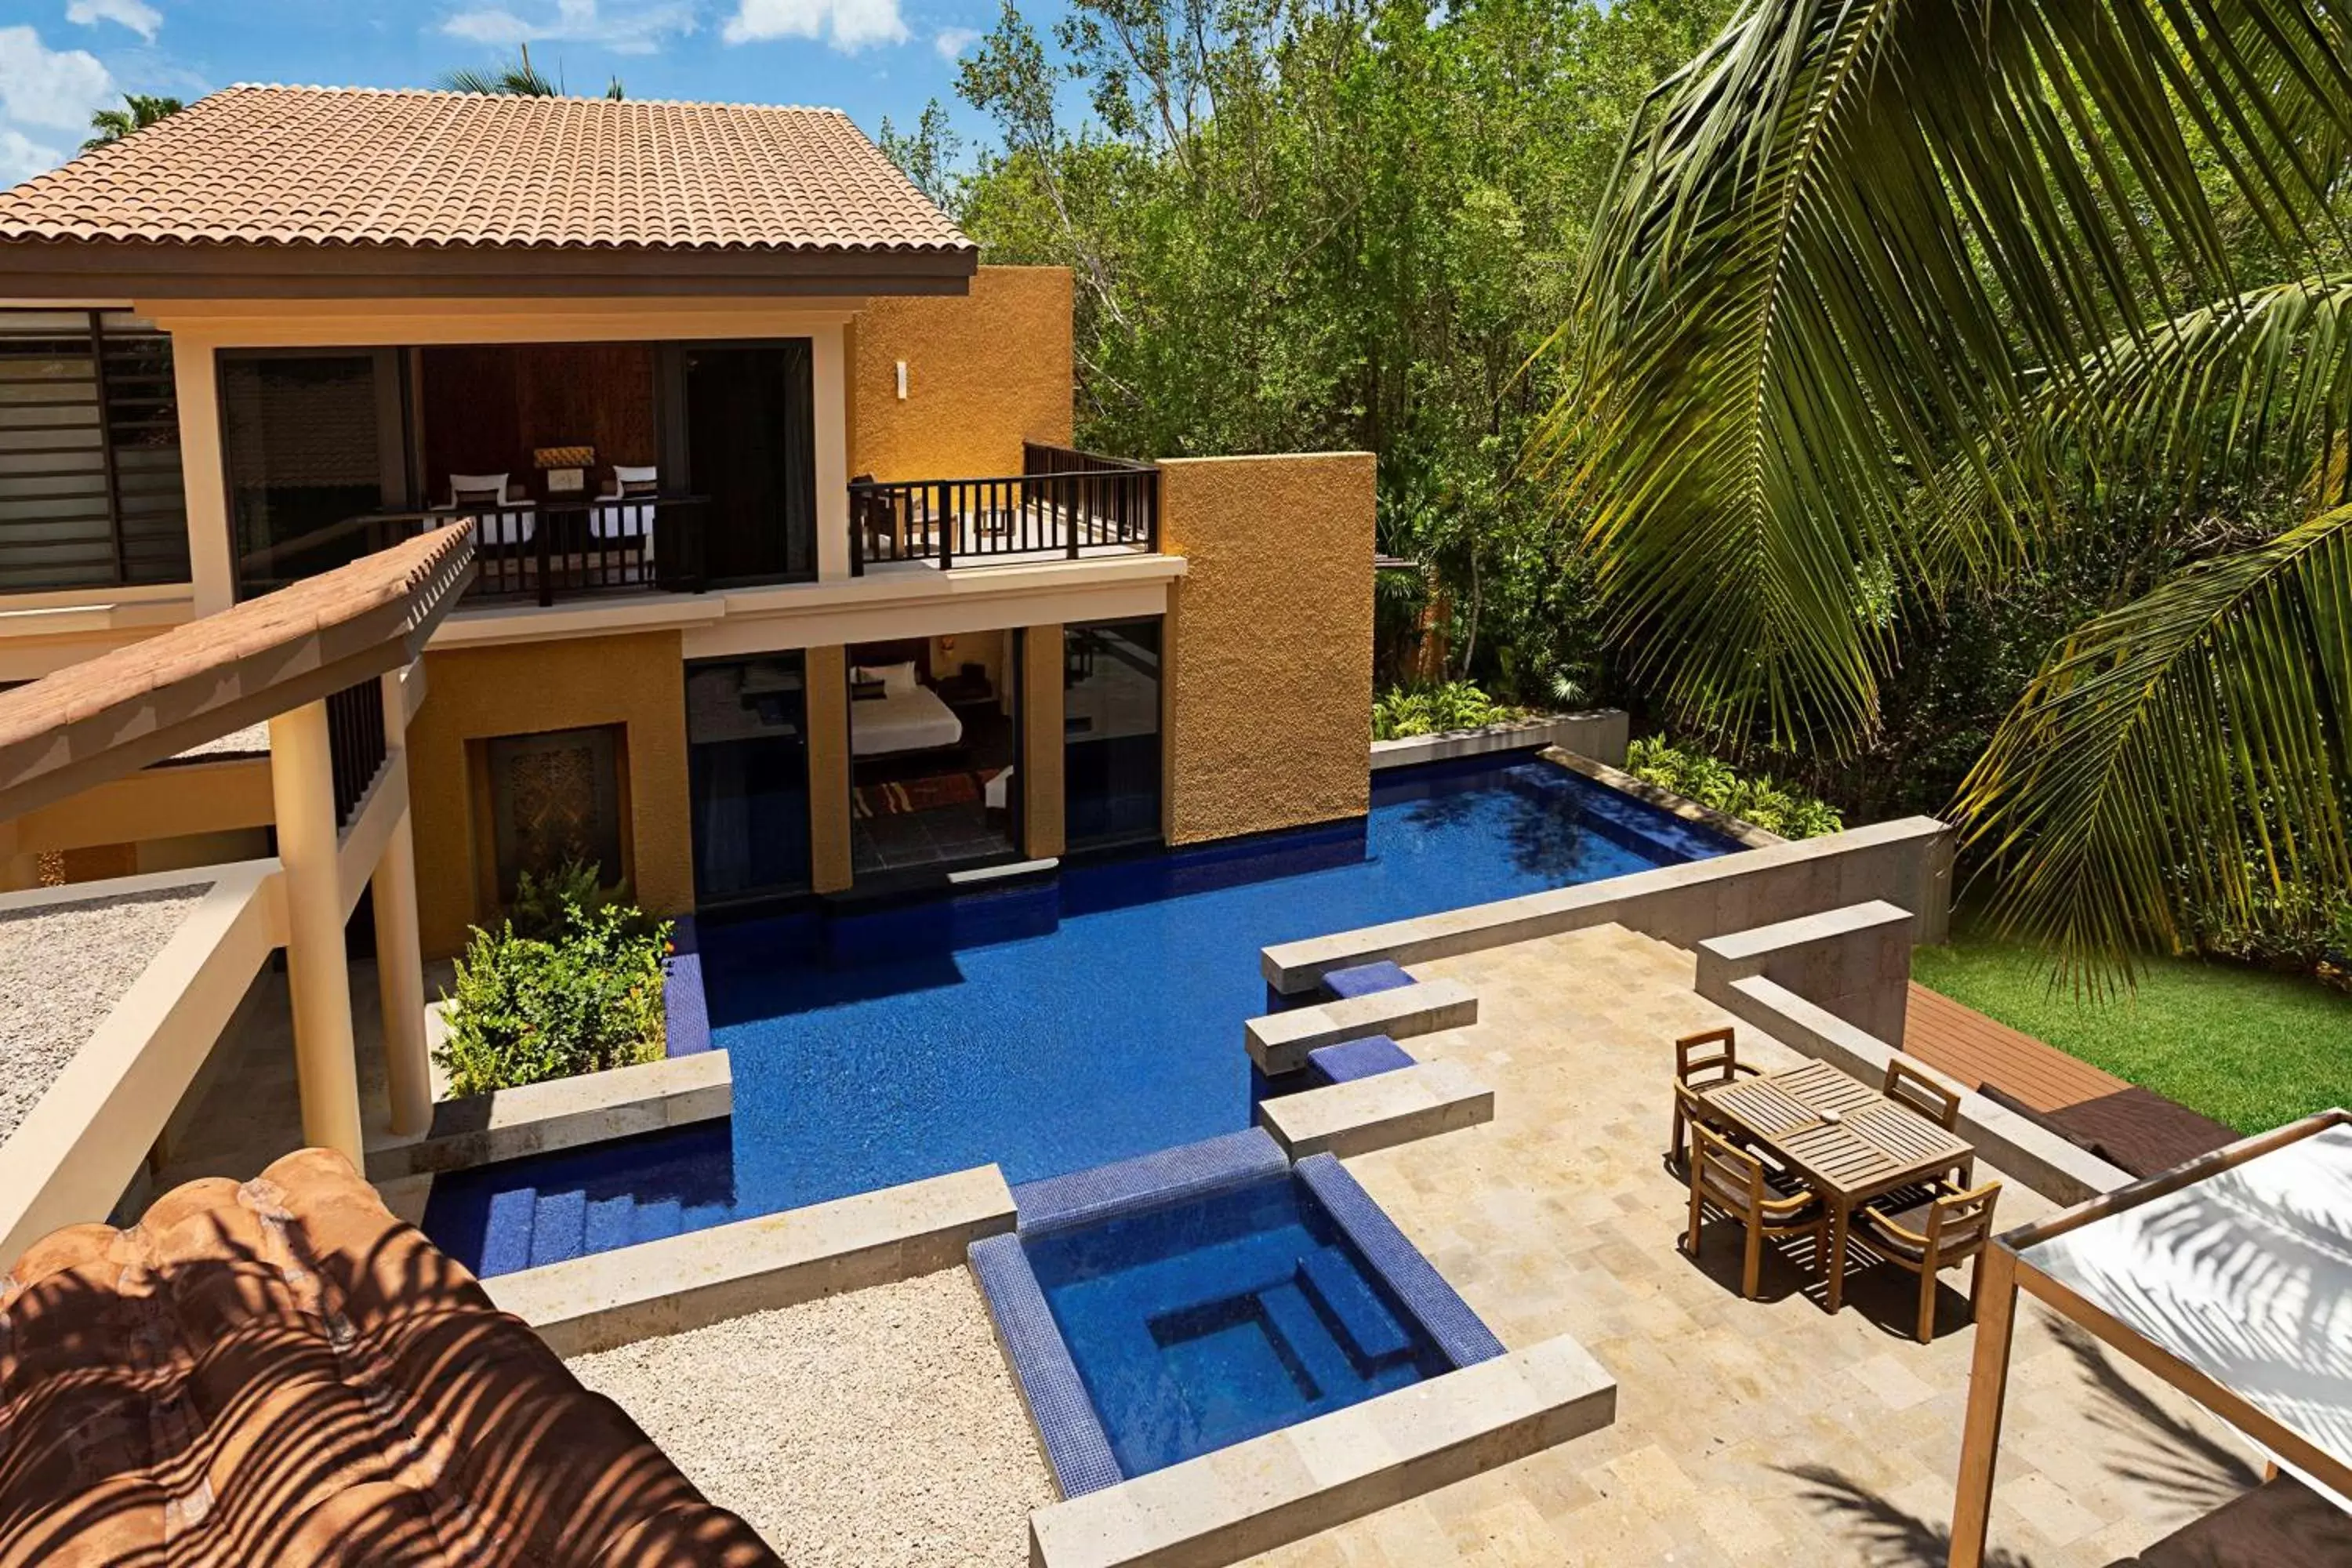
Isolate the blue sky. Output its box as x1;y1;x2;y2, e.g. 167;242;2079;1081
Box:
0;0;1025;184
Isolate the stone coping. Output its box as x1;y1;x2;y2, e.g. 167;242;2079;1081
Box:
1026;1331;1617;1568
1537;746;1785;850
1244;979;1477;1076
1014;1127;1288;1239
970;1232;1127;1500
1260;815;1952;993
1294;1154;1504;1367
488;1163;1015;1357
362;1048;732;1182
1709;971;2132;1203
1257;1059;1494;1160
1697;898;1914;966
1369;710;1629;772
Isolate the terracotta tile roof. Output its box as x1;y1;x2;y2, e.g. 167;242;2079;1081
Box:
0;1149;778;1565
0;525;474;821
0;85;972;256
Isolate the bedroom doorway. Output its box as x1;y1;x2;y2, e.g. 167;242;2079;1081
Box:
846;633;1019;878
686;653;812;905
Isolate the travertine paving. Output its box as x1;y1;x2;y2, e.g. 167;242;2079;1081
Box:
1247;924;2257;1567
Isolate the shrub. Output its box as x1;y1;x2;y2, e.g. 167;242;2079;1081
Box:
1624;737;1845;840
1371;681;1530;741
508;857;648;942
436;897;671;1098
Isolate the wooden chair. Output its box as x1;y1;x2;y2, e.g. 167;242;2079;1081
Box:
1680;1123;1825;1300
1670;1026;1758;1168
1884;1054;1962;1129
1859;1178;2003;1342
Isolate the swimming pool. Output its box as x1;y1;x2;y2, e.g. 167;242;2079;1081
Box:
423;755;1736;1275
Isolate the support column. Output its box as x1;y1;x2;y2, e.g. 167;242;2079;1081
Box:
1949;1243;2020;1568
172;337;236;617
1022;625;1065;860
806;644;853;893
372;669;433;1138
270;698;364;1162
811;322;851;583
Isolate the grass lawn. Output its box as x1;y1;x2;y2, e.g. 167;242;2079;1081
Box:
1910;936;2352;1135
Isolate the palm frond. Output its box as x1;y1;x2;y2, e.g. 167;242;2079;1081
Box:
1953;503;2352;983
1547;0;2352;750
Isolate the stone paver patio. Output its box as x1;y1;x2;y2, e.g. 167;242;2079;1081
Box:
1243;924;2259;1567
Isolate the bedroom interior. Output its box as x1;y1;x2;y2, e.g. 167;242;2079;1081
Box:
845;633;1021;878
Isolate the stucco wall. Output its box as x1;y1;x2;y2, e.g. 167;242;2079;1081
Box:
1160;452;1376;844
406;631;693;956
848;266;1076;481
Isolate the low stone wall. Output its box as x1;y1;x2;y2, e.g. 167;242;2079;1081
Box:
1262;815;1955;993
362;1049;732;1182
1694;900;1916;1047
1370;710;1630;771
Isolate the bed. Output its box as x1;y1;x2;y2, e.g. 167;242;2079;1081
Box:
848;640;966;757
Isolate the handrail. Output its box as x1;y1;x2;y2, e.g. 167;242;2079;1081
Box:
361;495;711;607
849;448;1160;575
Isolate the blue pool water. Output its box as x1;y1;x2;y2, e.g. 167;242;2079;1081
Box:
423;757;1736;1275
1025;1175;1449;1475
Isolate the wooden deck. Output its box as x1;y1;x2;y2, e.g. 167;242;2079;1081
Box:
1902;980;2238;1178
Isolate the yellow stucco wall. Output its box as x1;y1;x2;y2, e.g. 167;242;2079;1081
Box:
405;630;693;956
1160;453;1376;844
848;266;1076;481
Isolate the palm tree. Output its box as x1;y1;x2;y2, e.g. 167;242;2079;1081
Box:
1552;0;2352;976
82;94;182;151
440;43;624;99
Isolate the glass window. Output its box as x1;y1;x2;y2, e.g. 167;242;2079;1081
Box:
1063;618;1163;850
0;310;188;592
687;655;812;902
221;349;406;598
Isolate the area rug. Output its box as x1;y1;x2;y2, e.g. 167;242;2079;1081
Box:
853;769;1004;818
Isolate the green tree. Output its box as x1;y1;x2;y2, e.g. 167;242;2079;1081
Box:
82;94;183;151
441;43;620;98
1556;0;2352;974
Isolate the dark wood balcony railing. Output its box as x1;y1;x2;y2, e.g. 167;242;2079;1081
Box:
848;441;1159;575
372;496;711;606
325;675;387;828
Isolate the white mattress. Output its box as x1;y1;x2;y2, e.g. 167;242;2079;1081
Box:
851;684;964;757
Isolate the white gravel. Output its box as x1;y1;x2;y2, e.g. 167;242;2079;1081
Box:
568;1267;1056;1566
0;885;210;1142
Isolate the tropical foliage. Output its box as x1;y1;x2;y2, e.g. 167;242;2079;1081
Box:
1370;681;1530;741
437;887;670;1098
82;94;182;151
1554;0;2352;975
1624;738;1842;839
440;44;625;99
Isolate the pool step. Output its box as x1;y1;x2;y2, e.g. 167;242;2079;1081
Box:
1244;980;1477;1076
1296;1247;1416;1368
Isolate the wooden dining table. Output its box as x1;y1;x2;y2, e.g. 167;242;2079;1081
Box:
1698;1058;1977;1310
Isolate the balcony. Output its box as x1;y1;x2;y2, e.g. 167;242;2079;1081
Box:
355;496;715;608
848;442;1160;575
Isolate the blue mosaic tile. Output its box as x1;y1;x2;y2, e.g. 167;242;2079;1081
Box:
1322;960;1416;1000
1307;1033;1416;1086
967;1232;1123;1497
662;915;713;1058
1013;1127;1288;1238
1294;1153;1505;1368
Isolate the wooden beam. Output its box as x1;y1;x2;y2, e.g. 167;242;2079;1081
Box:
1950;1242;2019;1568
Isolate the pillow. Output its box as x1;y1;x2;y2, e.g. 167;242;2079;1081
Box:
873;660;918;697
612;463;659;497
449;472;512;506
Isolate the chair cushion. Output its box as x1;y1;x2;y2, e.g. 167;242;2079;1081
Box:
1864;1200;1984;1261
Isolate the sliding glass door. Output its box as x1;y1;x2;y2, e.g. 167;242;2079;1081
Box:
686;654;812;904
1063;618;1163;850
220;348;408;598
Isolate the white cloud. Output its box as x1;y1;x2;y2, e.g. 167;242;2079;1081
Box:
932;25;978;58
0;126;71;185
724;0;909;51
441;0;697;56
0;26;116;132
66;0;164;43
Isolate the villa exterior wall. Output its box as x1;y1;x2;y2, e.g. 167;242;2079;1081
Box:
405;630;695;956
847;265;1075;481
1160;452;1376;845
0;758;274;891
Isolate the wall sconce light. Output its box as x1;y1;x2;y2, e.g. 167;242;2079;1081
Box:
895;360;909;400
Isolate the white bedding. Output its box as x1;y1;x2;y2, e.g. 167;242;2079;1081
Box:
851;684;964;757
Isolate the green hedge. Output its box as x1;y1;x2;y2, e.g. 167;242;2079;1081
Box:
435;864;670;1098
1624;737;1844;839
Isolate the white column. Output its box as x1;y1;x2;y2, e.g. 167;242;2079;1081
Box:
811;321;851;581
269;698;364;1162
172;335;237;616
370;669;433;1137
